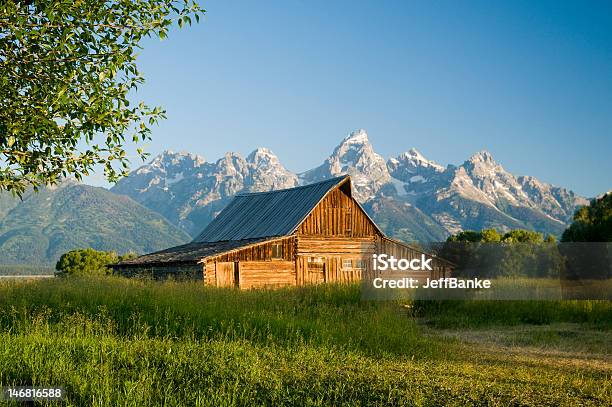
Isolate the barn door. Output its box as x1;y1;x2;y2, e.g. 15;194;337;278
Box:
233;261;240;288
322;263;327;283
216;262;234;287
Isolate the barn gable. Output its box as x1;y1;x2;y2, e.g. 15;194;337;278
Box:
296;181;383;238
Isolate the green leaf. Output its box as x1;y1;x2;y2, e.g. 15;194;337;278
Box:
0;0;204;193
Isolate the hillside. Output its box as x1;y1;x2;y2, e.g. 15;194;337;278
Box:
0;180;190;265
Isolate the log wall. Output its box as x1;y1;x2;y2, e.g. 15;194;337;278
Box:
294;237;376;285
239;261;296;289
375;237;451;278
207;237;295;263
204;259;296;289
203;237;297;288
204;261;216;286
296;236;376;255
295;255;369;285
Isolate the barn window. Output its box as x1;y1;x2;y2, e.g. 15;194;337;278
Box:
342;259;353;269
307;257;325;271
355;259;366;269
271;243;283;259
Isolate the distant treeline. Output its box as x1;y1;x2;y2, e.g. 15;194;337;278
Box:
433;228;610;280
434;194;611;280
0;264;55;276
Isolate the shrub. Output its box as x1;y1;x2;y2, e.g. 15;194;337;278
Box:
55;248;120;276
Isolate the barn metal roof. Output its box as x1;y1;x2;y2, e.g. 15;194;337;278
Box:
113;237;273;266
193;175;351;243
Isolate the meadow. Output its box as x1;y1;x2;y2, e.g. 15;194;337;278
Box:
0;276;610;406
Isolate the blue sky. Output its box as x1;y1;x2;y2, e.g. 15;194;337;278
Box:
90;0;611;197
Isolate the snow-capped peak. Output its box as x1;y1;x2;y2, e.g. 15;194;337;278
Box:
468;150;496;164
387;148;444;187
247;147;280;166
406;148;425;159
209;152;245;179
342;128;369;144
247;147;297;179
136;150;205;175
395;148;445;172
299;129;390;201
463;150;505;179
329;129;381;168
250;146;274;156
247;147;298;191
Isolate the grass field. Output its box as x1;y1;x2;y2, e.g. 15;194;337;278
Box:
0;276;610;406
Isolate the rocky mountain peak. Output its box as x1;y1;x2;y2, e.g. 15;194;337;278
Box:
247;147;280;167
138;150;205;176
517;175;544;190
386;148;444;195
462;150;508;180
342;128;369;144
158;149;203;164
246;147;298;191
215;152;248;178
467;150;496;165
406;147;423;158
300;129;390;201
390;148;445;173
330;129;379;167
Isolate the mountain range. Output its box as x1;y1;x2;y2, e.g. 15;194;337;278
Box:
0;129;590;264
113;129;588;241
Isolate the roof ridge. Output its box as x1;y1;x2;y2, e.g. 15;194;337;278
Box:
235;175;349;197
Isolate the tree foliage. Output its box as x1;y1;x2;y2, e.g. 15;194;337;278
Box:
55;248;135;275
446;228;555;244
441;228;561;278
562;193;612;242
0;0;203;195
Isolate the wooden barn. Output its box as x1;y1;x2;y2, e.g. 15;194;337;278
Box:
113;175;452;288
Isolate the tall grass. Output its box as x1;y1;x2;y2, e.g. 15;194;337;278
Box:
0;276;610;406
0;276;429;357
413;299;612;328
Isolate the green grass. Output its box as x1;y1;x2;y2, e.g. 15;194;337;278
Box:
0;276;610;406
413;298;612;329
